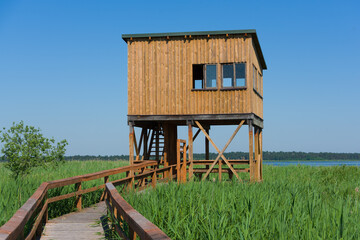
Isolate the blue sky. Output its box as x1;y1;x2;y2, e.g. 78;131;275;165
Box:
0;0;359;155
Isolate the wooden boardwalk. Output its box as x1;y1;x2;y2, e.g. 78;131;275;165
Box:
40;202;107;240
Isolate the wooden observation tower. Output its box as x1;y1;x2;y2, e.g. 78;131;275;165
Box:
122;30;267;182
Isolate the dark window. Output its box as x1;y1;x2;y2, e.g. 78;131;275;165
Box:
222;64;234;87
193;64;204;89
206;64;217;88
235;63;246;87
222;63;246;88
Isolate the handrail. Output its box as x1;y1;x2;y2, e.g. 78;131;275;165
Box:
105;182;170;240
0;160;158;240
0;182;49;240
47;161;158;188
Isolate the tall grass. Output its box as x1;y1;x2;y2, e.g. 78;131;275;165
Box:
124;165;360;239
0;160;128;226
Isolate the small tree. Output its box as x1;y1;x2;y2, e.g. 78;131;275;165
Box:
0;121;68;179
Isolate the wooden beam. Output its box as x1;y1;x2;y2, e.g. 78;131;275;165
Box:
129;123;135;189
254;127;259;181
249;121;254;182
188;123;193;179
195;121;244;181
138;128;145;156
142;129;148;158
176;139;181;183
155;128;159;161
205;128;209;161
182;142;187;183
259;129;263;181
205;120;244;181
133;130;140;161
128;113;264;129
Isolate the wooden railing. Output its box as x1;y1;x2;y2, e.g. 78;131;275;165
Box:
0;161;159;240
104;158;184;239
0;139;197;240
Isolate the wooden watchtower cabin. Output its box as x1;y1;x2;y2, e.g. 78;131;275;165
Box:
122;29;267;182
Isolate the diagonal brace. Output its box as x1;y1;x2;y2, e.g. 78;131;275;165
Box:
195;120;245;181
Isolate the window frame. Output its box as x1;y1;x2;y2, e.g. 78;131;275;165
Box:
192;64;218;90
253;65;257;91
204;64;217;89
252;64;263;98
221;62;247;90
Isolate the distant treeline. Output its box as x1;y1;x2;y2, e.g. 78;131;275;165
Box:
1;152;359;163
59;152;360;161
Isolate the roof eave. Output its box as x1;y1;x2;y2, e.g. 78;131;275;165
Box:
122;29;267;70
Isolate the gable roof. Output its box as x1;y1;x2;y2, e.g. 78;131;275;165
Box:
122;29;267;70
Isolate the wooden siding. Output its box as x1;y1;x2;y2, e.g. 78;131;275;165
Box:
250;39;264;119
128;35;263;118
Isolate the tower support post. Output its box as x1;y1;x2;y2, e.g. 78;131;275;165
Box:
248;120;255;182
187;121;194;179
128;122;135;189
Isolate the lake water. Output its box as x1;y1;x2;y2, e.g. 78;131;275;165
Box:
264;160;360;167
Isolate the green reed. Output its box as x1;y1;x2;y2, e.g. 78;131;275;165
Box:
124;165;360;240
0;160;128;226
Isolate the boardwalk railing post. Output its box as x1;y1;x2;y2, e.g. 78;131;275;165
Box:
129;227;137;240
101;176;109;200
75;182;82;210
169;166;173;181
152;170;157;188
45;192;48;223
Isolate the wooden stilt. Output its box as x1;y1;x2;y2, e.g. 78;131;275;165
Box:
218;159;222;182
155;128;159;162
205;127;210;172
186;128;200;151
248;121;254;182
129;123;135;189
182;142;187;183
143;129;148;159
176;140;181;183
188;122;193;179
254;127;259;181
259;129;263;181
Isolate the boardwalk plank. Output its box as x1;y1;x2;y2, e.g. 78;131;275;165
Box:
40;202;107;240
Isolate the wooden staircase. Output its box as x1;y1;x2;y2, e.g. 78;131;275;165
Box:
146;127;165;162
